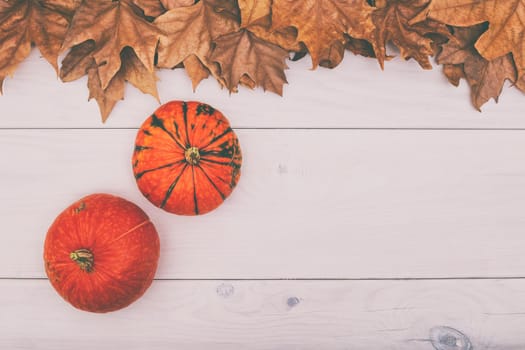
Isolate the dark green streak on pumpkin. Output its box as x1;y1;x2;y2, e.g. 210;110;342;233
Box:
160;164;188;209
150;113;186;151
133;159;139;168
197;165;226;199
201;143;234;159
134;145;151;152
196;103;215;116
191;165;199;215
200;128;232;150
173;120;182;141
200;158;233;166
182;102;191;148
143;129;152;136
135;161;184;180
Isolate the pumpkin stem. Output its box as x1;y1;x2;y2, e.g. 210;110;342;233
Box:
185;146;200;165
70;249;94;273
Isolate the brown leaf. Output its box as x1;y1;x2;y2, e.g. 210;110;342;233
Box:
238;0;269;28
62;0;161;90
237;0;301;51
60;41;96;82
419;0;525;78
345;36;376;58
161;0;194;10
371;0;450;69
42;0;81;16
0;0;70;92
154;0;239;86
87;65;125;123
442;64;464;86
210;29;289;95
437;26;517;110
87;47;159;122
120;47;159;101
271;0;376;68
130;0;166;17
183;55;210;90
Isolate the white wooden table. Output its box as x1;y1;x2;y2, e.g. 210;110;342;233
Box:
1;49;525;349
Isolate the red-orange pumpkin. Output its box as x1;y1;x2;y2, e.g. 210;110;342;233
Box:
43;193;160;313
132;101;242;215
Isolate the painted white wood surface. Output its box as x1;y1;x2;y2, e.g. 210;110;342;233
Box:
0;50;524;129
1;49;525;349
2;279;525;349
2;129;525;279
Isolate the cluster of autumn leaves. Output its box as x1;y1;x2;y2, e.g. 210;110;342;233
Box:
0;0;523;121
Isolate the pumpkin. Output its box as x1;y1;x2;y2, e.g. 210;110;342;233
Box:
43;193;160;313
132;101;242;215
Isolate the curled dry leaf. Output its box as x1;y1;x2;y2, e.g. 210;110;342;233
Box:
210;29;289;95
345;36;376;57
87;48;159;122
130;0;166;17
154;0;239;86
419;0;525;78
371;0;449;69
0;0;70;93
62;0;161;90
437;25;517;110
271;0;376;68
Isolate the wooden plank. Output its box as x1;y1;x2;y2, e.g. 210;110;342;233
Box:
1;278;525;349
1;50;525;129
1;129;525;279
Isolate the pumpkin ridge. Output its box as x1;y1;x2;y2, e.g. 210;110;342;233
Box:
197;164;227;199
150;113;186;151
160;163;189;208
199;127;233;150
134;160;185;180
191;165;199;215
108;219;153;244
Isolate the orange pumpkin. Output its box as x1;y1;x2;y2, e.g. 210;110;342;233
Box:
132;101;242;215
43;194;160;313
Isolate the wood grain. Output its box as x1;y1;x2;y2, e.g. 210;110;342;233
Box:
1;129;525;279
2;279;525;349
0;50;524;129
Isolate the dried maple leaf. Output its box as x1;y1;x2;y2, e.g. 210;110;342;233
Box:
271;0;376;68
370;0;449;69
417;0;525;78
87;65;125;123
345;35;376;57
237;0;301;52
238;0;267;27
60;41;158;121
161;0;193;9
0;0;70;93
210;29;289;95
437;25;517;110
130;0;166;17
62;0;161;90
88;47;159;122
60;41;96;82
154;0;239;86
442;63;464;86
